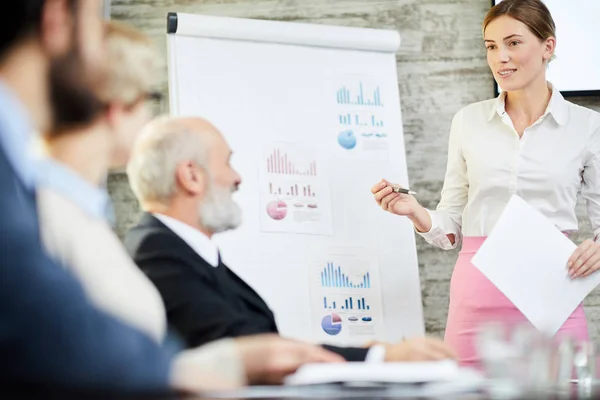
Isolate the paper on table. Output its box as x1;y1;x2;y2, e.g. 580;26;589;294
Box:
204;369;486;399
284;360;463;385
471;194;600;336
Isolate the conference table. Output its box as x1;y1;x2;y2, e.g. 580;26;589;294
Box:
2;381;596;400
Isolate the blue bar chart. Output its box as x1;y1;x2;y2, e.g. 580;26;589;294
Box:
323;296;371;311
336;82;383;107
334;79;389;151
338;113;384;127
320;262;370;288
311;252;383;343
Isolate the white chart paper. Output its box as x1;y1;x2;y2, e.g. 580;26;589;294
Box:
309;248;384;345
471;195;600;335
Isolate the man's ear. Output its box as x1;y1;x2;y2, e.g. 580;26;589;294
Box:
175;161;206;196
40;0;73;56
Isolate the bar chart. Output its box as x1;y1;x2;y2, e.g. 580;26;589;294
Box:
323;295;371;311
320;262;370;288
268;182;316;197
310;251;382;341
338;113;384;127
336;82;383;107
266;148;317;176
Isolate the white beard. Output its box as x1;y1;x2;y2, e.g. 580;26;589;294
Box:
198;180;242;234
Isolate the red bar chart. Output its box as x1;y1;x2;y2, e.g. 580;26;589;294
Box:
266;148;317;176
259;143;332;236
269;182;316;197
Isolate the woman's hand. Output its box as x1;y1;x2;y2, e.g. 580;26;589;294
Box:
568;239;600;278
370;179;420;217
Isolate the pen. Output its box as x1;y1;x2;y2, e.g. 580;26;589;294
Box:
392;187;417;195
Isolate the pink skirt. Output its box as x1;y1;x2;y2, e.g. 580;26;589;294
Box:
445;236;589;368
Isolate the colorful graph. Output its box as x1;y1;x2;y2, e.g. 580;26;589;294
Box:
269;182;316;197
320;262;371;288
321;313;342;336
337;130;357;150
266;148;316;176
336;82;383;107
323;296;371;311
338;113;384;127
266;200;287;220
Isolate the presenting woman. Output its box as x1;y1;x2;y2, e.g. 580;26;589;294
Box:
372;0;600;367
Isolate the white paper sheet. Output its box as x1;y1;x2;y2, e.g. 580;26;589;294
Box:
203;369;486;399
284;360;480;385
258;142;333;235
308;248;384;345
334;76;390;152
471;195;600;335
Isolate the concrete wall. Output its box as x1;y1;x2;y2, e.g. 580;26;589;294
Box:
108;0;600;339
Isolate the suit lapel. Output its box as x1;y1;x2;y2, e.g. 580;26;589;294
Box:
137;213;218;281
142;213;275;322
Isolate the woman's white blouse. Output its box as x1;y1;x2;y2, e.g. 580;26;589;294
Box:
418;86;600;250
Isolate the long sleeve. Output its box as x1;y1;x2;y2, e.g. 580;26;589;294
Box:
37;188;168;344
0;247;175;390
172;339;246;390
417;108;469;250
0;162;174;390
582;127;600;242
133;231;277;348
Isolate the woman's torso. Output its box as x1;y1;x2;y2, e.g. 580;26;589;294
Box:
458;90;600;236
37;188;167;342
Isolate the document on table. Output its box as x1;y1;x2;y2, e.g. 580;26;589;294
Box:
471;194;600;336
284;360;461;385
202;361;486;398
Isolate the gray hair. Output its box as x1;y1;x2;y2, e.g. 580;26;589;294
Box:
127;116;209;205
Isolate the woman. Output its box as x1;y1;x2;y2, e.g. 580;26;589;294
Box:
372;0;600;367
36;20;165;342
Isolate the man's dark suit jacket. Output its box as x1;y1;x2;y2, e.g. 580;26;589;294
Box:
125;213;369;362
0;145;174;389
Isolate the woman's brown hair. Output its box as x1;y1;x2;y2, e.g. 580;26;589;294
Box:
483;0;556;43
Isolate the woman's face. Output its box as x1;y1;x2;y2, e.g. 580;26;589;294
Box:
110;99;151;168
484;16;554;92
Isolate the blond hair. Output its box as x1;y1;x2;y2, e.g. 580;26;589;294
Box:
98;20;162;105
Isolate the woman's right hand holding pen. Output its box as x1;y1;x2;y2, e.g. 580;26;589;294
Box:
370;179;433;233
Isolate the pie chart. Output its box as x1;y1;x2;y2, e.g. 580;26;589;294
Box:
338;130;357;150
321;313;342;336
266;199;287;220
